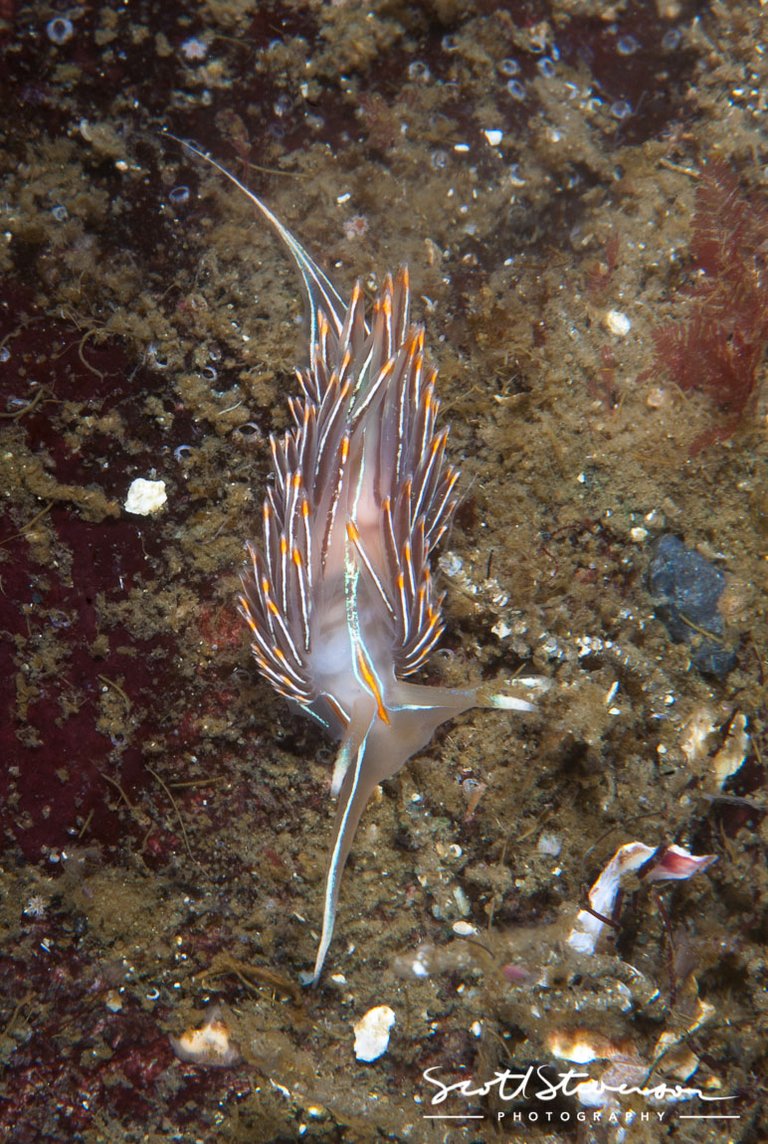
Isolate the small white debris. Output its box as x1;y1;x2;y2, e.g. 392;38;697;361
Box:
353;1004;396;1062
23;895;47;918
170;1006;240;1068
604;309;631;336
124;477;167;516
646;385;669;409
489;693;535;712
516;674;552;694
452;920;477;937
712;711;749;788
681;706;718;765
46;17;74;45
453;142;470;152
438;551;464;577
574;1058;649;1112
492;619;513;639
104;989;123;1012
653;997;714;1062
453;885;471;916
629;526;648;542
180;36;208;61
548;1029;626;1064
537;832;562;857
483;129;504;146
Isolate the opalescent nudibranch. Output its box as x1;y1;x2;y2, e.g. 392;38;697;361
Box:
172;139;534;984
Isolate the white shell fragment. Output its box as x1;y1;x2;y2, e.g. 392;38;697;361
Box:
567;841;717;955
353;1004;396;1062
712;711;749;787
169;1006;240;1068
548;1028;630;1064
652;996;715;1078
681;706;718;764
604;309;631;336
124;477;167;515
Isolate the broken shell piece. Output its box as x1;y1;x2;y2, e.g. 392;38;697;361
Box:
567;841;717;955
656;1043;700;1082
604;309;631;336
170;1006;240;1068
643;844;718;882
712;711;749;788
124;477;167;515
548;1034;647;1112
653;996;715;1066
575;1057;649;1110
548;1028;633;1064
353;1004;396;1062
680;706;718;765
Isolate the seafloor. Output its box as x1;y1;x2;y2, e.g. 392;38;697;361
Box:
0;2;766;1142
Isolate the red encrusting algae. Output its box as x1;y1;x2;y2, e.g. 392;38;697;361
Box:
650;162;768;451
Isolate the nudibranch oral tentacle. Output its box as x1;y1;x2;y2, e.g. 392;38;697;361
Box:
170;136;534;985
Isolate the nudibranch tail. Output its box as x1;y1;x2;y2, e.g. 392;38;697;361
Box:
170;135;535;985
310;681;534;986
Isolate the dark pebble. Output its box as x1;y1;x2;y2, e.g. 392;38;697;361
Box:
646;534;737;678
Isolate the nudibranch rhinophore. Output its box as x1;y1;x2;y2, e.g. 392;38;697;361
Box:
171;138;534;985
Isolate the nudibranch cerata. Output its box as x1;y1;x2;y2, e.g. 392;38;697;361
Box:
171;139;534;985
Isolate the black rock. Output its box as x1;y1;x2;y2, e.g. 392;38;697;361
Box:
646;534;737;678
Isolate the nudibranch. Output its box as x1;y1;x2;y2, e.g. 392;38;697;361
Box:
172;139;534;985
